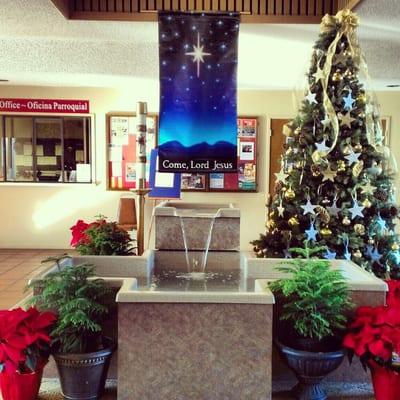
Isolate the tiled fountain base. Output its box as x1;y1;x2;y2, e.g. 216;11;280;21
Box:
20;379;374;400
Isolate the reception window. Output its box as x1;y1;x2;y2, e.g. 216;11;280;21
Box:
1;116;91;183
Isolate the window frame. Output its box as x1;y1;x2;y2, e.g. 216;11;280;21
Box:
0;114;94;184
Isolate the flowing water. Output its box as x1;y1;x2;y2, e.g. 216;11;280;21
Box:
178;211;217;279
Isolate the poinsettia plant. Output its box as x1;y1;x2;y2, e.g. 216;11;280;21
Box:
70;215;134;256
343;280;400;371
0;307;56;374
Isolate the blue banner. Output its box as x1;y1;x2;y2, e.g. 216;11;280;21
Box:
158;11;239;173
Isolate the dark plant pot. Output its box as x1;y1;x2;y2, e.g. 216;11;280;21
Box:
53;337;115;400
276;339;345;400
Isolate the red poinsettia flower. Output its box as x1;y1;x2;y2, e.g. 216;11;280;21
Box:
0;309;30;370
19;308;56;347
0;307;56;373
70;219;90;247
386;280;400;308
344;292;400;368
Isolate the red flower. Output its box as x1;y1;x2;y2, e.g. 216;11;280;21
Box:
70;219;90;247
0;307;56;373
344;297;400;367
386;280;400;308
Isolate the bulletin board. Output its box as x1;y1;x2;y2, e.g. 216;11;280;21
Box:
181;117;259;192
106;112;157;191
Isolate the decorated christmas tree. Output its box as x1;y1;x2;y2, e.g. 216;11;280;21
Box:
252;9;400;279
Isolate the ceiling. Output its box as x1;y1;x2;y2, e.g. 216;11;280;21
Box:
0;0;399;90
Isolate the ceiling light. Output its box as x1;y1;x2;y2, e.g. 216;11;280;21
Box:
387;84;400;88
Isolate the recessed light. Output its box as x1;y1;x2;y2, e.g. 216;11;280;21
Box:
387;84;400;88
0;79;9;82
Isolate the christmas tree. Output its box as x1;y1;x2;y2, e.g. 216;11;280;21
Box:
252;9;400;279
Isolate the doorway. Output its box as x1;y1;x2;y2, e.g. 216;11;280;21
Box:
268;118;290;197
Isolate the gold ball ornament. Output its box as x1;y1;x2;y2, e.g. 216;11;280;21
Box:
294;127;301;136
353;249;362;258
344;69;353;78
344;49;352;57
357;94;367;104
362;198;372;208
392;243;399;251
311;164;322;177
342;216;351;226
321;227;332;237
354;143;363;152
285;188;296;200
332;69;343;82
354;224;366;235
288;216;299;227
343;145;351;155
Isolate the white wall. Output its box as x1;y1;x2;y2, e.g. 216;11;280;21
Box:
0;86;399;250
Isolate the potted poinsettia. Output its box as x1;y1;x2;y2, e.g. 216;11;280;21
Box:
343;280;400;400
70;215;135;255
0;307;56;400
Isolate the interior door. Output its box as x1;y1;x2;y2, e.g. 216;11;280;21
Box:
269;118;290;197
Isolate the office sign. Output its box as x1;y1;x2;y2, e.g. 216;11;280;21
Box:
0;98;90;114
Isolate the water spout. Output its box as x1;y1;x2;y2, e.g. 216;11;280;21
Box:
178;211;217;278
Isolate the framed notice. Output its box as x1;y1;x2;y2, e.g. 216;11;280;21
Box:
208;117;258;192
106;112;158;191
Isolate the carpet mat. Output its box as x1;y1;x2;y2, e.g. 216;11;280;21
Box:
30;380;375;399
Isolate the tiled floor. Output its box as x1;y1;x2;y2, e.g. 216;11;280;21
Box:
0;249;72;310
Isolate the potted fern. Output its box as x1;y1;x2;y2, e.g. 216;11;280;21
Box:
269;242;353;400
28;260;115;400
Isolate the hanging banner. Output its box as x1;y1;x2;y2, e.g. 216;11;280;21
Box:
158;11;239;173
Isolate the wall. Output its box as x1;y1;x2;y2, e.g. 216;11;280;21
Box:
0;86;399;250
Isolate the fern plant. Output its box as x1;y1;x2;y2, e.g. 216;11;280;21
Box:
28;260;111;354
268;241;353;341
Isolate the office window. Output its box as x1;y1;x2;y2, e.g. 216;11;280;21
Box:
1;116;91;183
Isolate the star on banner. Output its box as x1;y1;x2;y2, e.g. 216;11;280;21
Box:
339;111;355;128
315;139;330;153
275;170;288;184
305;222;318;241
185;32;211;78
345;149;361;165
305;91;317;104
322;165;337;182
343;91;356;110
301;199;317;215
349;201;365;219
